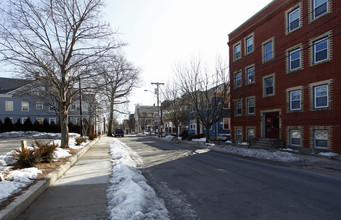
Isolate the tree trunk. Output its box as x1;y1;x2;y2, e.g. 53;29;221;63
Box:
205;125;210;143
108;103;114;136
60;104;69;148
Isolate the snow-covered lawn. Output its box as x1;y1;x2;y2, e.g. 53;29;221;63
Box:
107;138;169;220
0;131;88;203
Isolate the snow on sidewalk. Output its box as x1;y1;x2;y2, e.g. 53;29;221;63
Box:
107;138;169;220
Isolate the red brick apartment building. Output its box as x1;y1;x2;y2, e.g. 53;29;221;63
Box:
228;0;341;152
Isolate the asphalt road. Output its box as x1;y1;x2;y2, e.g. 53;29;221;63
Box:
120;136;341;220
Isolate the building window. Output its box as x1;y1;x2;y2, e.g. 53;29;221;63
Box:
36;118;43;125
71;104;76;111
49;118;56;124
236;128;242;142
290;130;301;146
289;90;301;111
22;117;28;124
314;84;328;108
22;101;29;111
288;7;300;32
245;36;254;54
36;102;43;110
246;66;254;84
247;128;255;141
190;120;196;130
263;40;273;62
264;76;274;96
235;100;242;116
5;101;13;111
49;106;54;112
235;71;242;88
234;43;241;60
313;37;328;64
313;0;328;19
223;118;230;130
289;48;301;71
314;129;328;149
247;98;255;115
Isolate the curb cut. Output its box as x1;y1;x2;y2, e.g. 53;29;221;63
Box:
0;136;101;220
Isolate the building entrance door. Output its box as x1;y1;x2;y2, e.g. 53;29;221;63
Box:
264;112;279;139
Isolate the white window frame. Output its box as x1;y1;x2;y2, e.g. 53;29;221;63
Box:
289;90;301;111
246;36;254;54
263;40;273;62
314;84;328;108
313;37;328;64
247;128;255;141
236;128;242;142
5;101;13;111
288;7;300;32
235;72;242;88
289;48;301;71
235;100;242;116
234;43;241;60
290;129;301;147
313;0;328;19
247;98;255;115
223;118;230;130
314;129;328;149
190;120;196;130
22;101;29;111
264;76;274;96
246;67;254;85
36;102;43;110
49;118;56;124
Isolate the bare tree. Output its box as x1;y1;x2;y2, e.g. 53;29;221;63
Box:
176;56;230;143
95;54;140;136
162;81;188;137
0;0;122;147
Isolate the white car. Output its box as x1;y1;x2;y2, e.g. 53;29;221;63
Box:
217;131;231;141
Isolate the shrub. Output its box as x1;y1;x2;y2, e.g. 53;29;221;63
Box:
75;137;87;145
33;139;58;163
0;119;3;133
12;144;41;168
4;117;14;132
88;133;98;140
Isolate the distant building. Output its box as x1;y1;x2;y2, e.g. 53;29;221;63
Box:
134;104;158;134
228;0;341;152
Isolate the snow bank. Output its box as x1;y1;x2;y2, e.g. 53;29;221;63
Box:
198;143;301;162
107;139;169;220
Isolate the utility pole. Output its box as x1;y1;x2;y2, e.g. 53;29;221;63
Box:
79;77;83;137
151;82;164;138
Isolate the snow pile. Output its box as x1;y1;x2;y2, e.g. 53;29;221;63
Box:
198;143;301;162
318;152;339;157
53;147;71;159
191;138;206;142
107;139;169;220
0;167;42;203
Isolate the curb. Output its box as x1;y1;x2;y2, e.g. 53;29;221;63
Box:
0;136;101;220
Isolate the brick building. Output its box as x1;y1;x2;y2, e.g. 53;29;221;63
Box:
228;0;341;152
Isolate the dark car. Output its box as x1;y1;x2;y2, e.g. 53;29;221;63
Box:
114;129;124;137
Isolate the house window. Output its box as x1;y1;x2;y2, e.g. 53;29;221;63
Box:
264;76;274;96
36;118;43;124
289;90;301;111
313;0;328;19
5;101;13;111
289;48;301;71
223;118;230;130
235;72;242;88
22;117;28;124
246;66;254;85
313;37;328;64
246;36;254;54
235;100;242;116
234;43;241;60
190;120;196;130
288;7;300;32
236;128;242;142
290;130;301;146
247;98;255;115
49;106;54;112
263;40;273;62
36;102;43;110
314;84;328;108
49;118;56;124
247;128;255;141
22;101;29;111
314;129;328;148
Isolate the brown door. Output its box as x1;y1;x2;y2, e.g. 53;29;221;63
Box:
264;112;279;139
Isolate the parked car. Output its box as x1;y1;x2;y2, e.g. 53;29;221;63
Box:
217;130;231;141
114;129;124;137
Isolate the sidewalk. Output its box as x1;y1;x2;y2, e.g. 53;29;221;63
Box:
14;136;112;220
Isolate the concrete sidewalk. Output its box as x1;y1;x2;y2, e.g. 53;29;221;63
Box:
15;136;112;220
